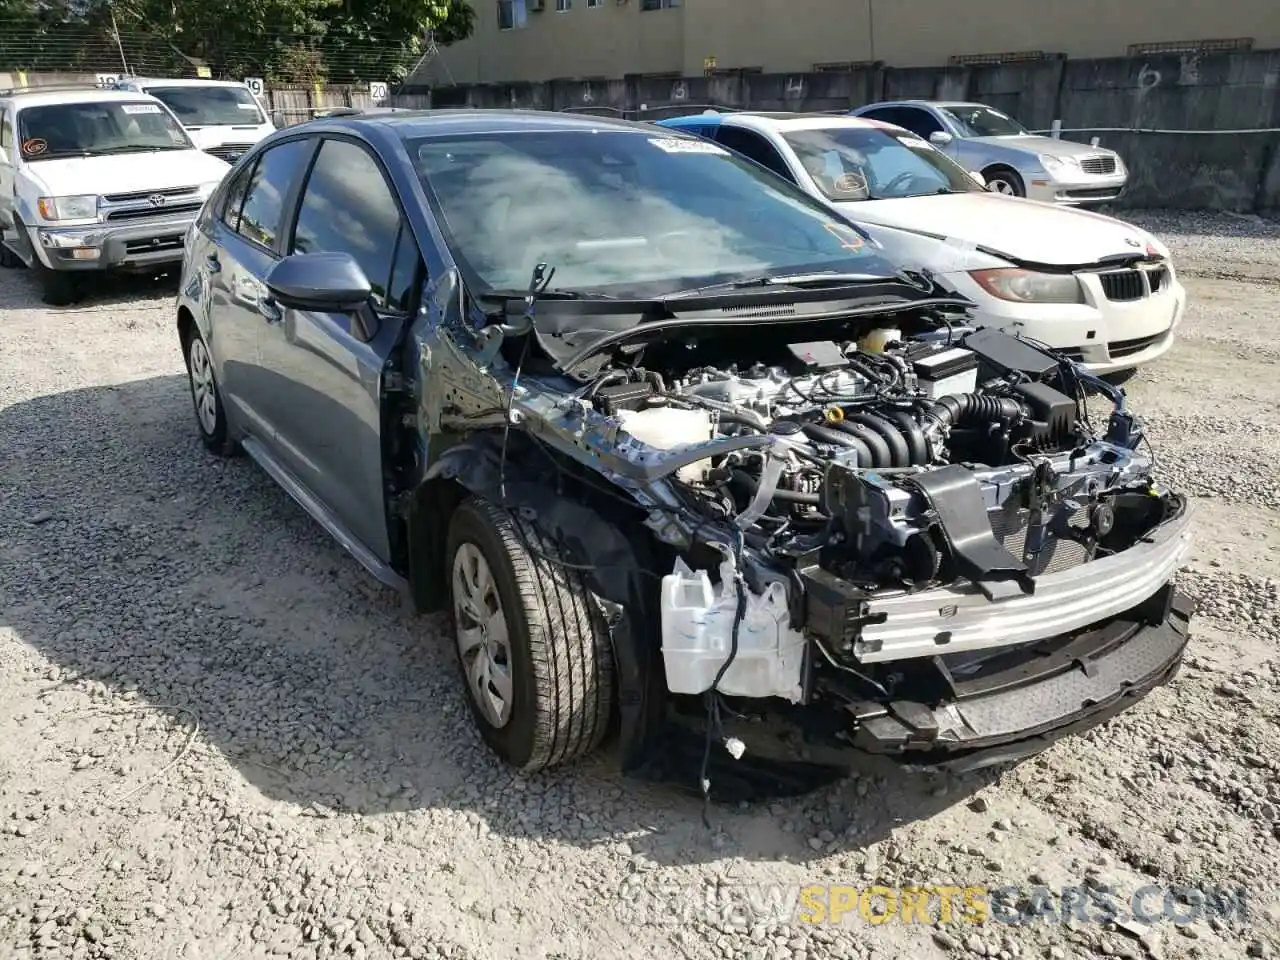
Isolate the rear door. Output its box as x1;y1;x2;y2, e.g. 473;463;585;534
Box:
204;135;317;441
255;135;424;563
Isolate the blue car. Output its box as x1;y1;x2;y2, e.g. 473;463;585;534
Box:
175;109;1193;784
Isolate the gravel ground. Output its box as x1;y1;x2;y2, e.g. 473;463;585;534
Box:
1;210;1278;960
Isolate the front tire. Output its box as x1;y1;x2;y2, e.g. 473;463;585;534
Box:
445;496;615;773
984;168;1025;197
32;258;79;306
183;328;238;457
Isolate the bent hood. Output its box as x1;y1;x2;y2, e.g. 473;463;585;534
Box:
836;192;1169;268
25;149;232;196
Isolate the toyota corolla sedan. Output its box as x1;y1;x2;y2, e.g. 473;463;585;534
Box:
656;112;1184;376
175;110;1193;789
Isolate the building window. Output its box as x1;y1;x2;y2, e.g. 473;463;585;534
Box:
556;0;570;9
640;0;680;10
498;0;528;30
586;0;601;6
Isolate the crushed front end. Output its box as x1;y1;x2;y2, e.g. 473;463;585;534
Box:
422;276;1195;775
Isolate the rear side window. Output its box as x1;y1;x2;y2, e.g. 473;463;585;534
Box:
0;108;11;151
713;126;795;182
233;138;314;251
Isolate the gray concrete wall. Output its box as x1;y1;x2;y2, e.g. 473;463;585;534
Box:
410;50;1280;212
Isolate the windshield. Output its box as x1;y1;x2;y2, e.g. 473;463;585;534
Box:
938;105;1029;138
17;100;193;160
144;85;266;127
407;130;900;297
783;125;982;202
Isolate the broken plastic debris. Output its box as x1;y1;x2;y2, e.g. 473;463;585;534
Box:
724;737;746;760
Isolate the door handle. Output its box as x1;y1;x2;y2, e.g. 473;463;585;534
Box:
257;296;282;324
204;253;221;274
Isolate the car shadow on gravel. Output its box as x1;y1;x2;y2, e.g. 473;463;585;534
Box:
0;375;998;865
0;263;180;309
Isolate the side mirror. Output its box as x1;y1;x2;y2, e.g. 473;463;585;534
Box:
265;252;372;312
271;110;285;128
969;170;986;188
929;131;954;146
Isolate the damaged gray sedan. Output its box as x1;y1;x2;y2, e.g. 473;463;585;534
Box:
175;110;1195;792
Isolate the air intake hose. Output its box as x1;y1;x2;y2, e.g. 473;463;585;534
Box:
924;394;1024;430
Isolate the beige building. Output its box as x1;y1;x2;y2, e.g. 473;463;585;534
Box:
418;0;1280;85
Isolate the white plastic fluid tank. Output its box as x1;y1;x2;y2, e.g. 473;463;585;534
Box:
660;557;806;702
616;407;713;483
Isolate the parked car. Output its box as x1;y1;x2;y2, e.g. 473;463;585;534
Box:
847;100;1127;205
111;77;275;165
655;112;1183;376
176;110;1193;784
0;85;232;304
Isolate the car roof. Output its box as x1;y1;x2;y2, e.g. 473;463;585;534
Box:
658;112;884;134
120;77;250;89
0;87;162;107
317;108;663;139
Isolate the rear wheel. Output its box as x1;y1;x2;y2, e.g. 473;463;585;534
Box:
183;327;238;457
445;496;615;773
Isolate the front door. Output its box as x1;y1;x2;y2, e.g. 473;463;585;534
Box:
255;135;423;563
204;136;316;441
0;108;15;229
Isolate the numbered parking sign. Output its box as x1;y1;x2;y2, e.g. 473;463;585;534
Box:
243;77;265;97
369;81;388;102
96;73;119;88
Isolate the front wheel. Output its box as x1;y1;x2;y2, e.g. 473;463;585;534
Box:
984;169;1025;197
32;258;79;306
445;496;615;773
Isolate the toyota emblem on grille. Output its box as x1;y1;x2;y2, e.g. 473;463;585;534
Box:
148;194;167;207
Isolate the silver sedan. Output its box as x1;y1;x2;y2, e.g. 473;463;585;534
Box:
849;99;1127;206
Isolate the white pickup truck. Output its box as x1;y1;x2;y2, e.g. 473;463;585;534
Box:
111;77;276;166
0;86;231;305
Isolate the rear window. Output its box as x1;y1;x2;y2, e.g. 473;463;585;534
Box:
143;85;266;127
17;100;192;160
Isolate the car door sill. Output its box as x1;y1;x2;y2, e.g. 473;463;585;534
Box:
240;435;409;594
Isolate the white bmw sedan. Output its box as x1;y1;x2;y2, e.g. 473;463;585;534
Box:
655;112;1185;376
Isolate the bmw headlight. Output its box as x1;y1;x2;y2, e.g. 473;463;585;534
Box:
36;195;100;221
970;268;1085;305
1038;154;1081;179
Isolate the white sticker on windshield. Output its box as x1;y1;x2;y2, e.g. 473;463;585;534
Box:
122;103;162;114
648;137;728;156
897;135;928;148
237;103;260;110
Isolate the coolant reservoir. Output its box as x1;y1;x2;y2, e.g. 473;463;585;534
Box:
660;557;806;702
615;407;713;483
858;327;901;354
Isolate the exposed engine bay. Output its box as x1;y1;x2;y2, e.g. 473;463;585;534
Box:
428;279;1194;773
562;317;1192;759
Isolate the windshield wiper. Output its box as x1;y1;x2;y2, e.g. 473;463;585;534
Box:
87;144;190;155
667;271;892;297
